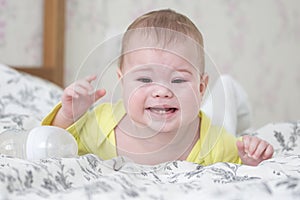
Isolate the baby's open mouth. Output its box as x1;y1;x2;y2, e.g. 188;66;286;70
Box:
146;107;178;114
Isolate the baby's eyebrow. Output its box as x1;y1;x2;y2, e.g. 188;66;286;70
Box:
129;65;193;75
130;66;154;73
131;68;153;73
174;68;193;75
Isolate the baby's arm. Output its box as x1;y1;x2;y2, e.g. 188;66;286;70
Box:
236;135;274;166
52;75;106;129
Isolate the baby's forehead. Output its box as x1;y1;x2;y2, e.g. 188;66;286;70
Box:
121;27;204;73
123;48;199;74
123;48;200;72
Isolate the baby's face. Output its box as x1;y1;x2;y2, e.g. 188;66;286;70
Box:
119;49;207;133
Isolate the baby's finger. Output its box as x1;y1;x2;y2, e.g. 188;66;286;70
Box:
85;75;97;83
92;89;106;102
262;145;274;159
236;140;246;157
73;84;91;96
64;87;79;99
247;137;259;156
242;135;251;154
252;140;268;160
76;79;94;92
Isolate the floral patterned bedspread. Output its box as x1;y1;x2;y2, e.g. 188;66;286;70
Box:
0;64;299;199
0;151;300;200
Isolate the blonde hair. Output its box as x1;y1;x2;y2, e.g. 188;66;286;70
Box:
119;9;205;73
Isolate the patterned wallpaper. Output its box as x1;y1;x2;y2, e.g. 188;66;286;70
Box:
0;0;43;66
0;0;299;129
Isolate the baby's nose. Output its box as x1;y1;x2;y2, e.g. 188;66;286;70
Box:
151;85;173;98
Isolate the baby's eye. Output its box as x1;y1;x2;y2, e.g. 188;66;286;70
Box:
137;78;152;83
171;79;186;83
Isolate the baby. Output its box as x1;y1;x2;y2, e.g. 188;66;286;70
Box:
42;9;273;166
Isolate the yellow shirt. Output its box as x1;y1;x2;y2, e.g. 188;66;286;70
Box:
42;101;242;166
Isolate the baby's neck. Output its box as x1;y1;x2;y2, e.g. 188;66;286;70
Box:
115;116;200;165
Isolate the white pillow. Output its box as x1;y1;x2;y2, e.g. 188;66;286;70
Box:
244;121;300;156
0;63;63;132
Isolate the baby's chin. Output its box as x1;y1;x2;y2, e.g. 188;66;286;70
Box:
145;118;181;134
128;117;178;133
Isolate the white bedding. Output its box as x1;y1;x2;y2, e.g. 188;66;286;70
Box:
0;64;299;199
0;64;62;132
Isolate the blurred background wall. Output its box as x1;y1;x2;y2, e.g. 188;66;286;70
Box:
0;0;299;129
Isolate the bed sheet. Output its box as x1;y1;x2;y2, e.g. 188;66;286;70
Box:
0;148;299;199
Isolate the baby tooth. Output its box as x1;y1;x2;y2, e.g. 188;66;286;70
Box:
159;110;165;114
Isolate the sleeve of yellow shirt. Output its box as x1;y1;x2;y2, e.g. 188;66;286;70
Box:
187;111;242;166
192;127;242;166
41;102;124;160
41;102;91;155
210;128;242;164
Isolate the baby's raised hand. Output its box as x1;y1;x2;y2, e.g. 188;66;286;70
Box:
60;75;106;122
236;135;274;166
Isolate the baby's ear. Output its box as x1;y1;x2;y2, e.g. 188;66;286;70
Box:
200;73;209;94
117;68;123;79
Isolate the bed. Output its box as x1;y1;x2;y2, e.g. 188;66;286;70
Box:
0;63;300;199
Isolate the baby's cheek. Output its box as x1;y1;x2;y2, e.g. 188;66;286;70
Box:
179;100;200;120
180;89;201;107
125;90;145;113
